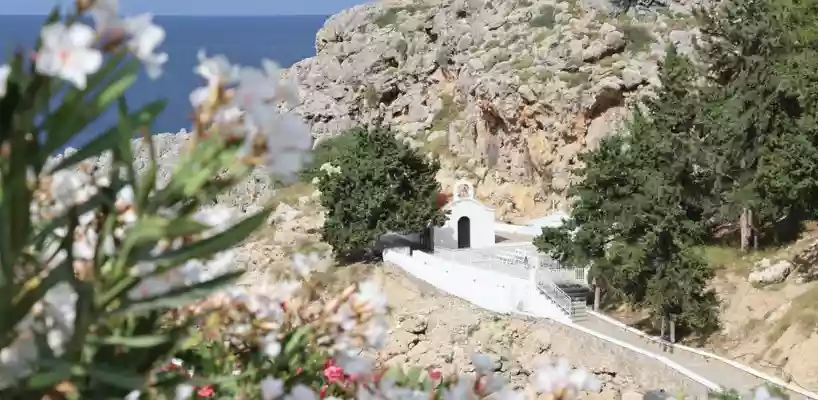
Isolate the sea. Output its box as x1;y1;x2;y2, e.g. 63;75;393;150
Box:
0;15;327;147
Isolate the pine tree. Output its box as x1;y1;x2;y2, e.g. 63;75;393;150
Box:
693;0;818;247
535;46;720;334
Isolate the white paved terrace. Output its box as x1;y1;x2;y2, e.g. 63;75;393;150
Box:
483;223;817;399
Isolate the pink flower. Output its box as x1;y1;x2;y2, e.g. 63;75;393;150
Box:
428;369;442;381
197;385;215;397
323;364;345;383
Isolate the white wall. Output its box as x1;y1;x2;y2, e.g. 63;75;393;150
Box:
383;249;571;323
434;200;496;249
494;222;541;237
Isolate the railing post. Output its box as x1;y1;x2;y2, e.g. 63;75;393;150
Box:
529;262;537;288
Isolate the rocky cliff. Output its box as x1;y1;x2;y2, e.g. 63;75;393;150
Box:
283;0;700;221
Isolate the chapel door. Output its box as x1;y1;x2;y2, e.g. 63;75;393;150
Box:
457;216;471;249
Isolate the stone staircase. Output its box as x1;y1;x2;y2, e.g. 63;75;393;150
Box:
557;282;590;322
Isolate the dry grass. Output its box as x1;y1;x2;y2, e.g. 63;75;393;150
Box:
430;93;459;133
766;284;818;342
271;182;315;205
698;245;780;276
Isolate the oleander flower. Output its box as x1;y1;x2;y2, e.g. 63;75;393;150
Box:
120;12;168;78
36;22;103;89
0;64;9;98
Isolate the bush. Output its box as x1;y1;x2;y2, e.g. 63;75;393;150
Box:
299;133;359;182
619;22;654;53
316;128;448;260
529;5;556;29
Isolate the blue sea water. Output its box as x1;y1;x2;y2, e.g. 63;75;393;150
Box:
0;15;327;147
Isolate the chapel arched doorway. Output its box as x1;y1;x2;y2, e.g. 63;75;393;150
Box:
457;216;471;249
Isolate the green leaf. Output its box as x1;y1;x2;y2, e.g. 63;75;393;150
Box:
135;162;157;213
47;99;167;173
100;334;172;348
84;365;147;390
113;98;139;186
24;362;73;389
0;260;72;340
40;57;141;158
283;327;311;356
421;376;433;391
384;365;404;382
110;270;243;315
96;70;138;110
123;215;209;249
151;135;224;205
405;366;422;385
145;207;272;266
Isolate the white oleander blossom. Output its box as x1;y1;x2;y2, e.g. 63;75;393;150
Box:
89;0;168;78
260;377;285;400
471;352;494;374
754;386;783;400
36;22;103;89
261;332;282;359
174;384;195;400
189;50;239;109
529;358;601;397
233;60;298;110
285;384;318;400
121;13;168;79
89;0;120;34
355;279;388;315
292;251;332;277
0;64;10;98
242;103;313;182
195;50;239;88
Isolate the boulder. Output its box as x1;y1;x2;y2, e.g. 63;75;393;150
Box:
748;258;795;285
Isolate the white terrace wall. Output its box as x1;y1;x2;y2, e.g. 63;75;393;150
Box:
383;249;570;323
383;248;713;397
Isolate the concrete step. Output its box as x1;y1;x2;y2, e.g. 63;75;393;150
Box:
570;300;587;322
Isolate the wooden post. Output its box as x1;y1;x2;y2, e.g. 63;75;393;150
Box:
740;208;751;252
750;209;758;250
660;316;666;350
670;317;676;344
593;284;601;311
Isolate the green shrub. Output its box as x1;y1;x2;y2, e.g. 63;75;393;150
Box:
299;131;359;182
620;22;654;53
374;8;399;27
315;128;447;260
431;93;460;133
529;5;557;28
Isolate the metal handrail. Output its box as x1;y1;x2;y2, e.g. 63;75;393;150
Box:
541;266;587;283
536;268;573;316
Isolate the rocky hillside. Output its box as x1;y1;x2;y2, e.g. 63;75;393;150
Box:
283;0;700;221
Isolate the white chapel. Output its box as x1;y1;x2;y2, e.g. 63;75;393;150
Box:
431;179;496;249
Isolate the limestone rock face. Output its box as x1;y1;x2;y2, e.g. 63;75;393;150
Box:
282;0;703;221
